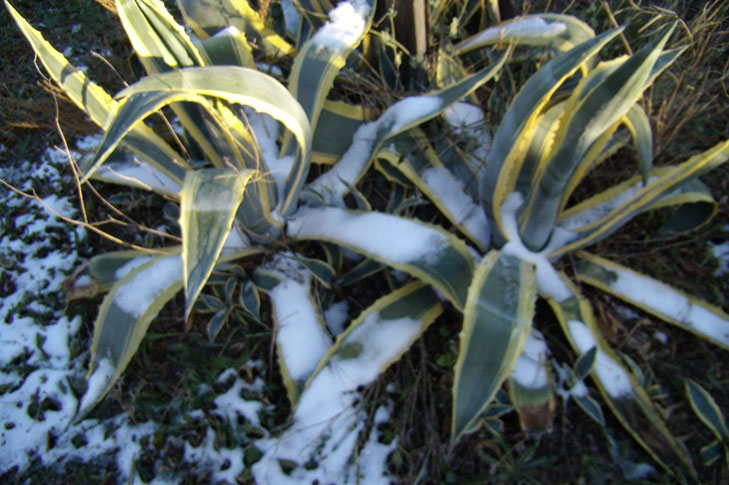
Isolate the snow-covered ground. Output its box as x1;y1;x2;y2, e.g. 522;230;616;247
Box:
0;142;395;483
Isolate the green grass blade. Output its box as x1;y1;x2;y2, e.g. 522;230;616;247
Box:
574;251;729;351
286;207;475;310
78;253;183;417
451;250;536;441
180;168;255;319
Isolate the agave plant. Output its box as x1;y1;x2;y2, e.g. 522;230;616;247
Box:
8;0;729;480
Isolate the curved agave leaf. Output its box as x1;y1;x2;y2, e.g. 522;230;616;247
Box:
480;27;624;244
83;67;312;201
519;24;677;250
5;1;188;184
547;275;696;478
117;0;205;73
451;250;537;441
558;167;717;234
624;104;653;185
312;101;377;164
180;168;255;319
455;14;593;55
78;253;183;417
285;0;373;139
574;251;729;351
551;138;729;257
254;253;332;403
176;0;294;56
306;52;507;205
385;134;490;251
196;26;256;68
303;281;442;401
88;250;165;291
286;206;475;310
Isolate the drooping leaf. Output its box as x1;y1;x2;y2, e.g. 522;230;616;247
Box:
451;250;536;441
179;168;255;319
685;380;729;443
78;254;183;417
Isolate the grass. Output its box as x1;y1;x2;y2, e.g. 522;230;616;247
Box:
1;0;728;483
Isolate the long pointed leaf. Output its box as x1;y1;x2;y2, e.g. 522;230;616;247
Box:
451;250;537;441
180;168;255;319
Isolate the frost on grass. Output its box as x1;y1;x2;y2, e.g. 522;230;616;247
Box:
287;206;451;266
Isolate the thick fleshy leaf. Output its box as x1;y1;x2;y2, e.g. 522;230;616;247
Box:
286;206;475;310
520;24;677;250
451;250;536;441
552;139;729;256
180;168;255;319
305;281;442;394
255;253;332;403
480;27;623;244
78;254;183;417
624;104;653;185
312;101;376;164
196;26;256;68
547;274;696;477
88;250;169;291
6;2;188;184
305;52;507;205
574;251;729;350
286;0;372;138
176;0;294;56
455;14;593;55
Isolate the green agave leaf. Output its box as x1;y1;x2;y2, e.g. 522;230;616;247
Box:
336;258;384;287
624;103;653;185
78;253;183;417
480;27;624;244
88;249;175;291
547;275;696;478
575;346;597;380
312;101;377;164
685;379;729;443
180;168;255;319
256;253;332;404
455;14;593;55
552;139;729;256
206;308;229;340
520;24;677;250
286;206;475;310
5;1;188;184
700;440;728;467
574;392;606;427
452;250;537;441
389;136;491;251
574;251;729;351
307;51;507;205
285;0;372;141
196;26;256;68
238;280;261;321
117;0;204;73
304;281;442;395
176;0;294;56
